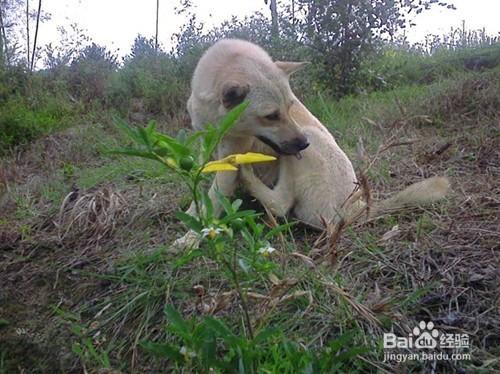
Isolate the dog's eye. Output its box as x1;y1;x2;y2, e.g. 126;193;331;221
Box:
264;111;280;121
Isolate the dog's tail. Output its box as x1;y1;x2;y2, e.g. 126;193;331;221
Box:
365;176;450;219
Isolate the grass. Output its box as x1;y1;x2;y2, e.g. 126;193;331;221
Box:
1;60;499;372
358;43;500;92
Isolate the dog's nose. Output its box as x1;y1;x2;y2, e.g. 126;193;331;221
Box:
293;137;310;151
279;136;310;154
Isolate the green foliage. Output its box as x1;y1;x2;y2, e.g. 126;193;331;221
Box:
110;105;367;372
68;43;118;106
71;328;112;370
142;305;367;373
0;64;30;99
0;93;74;151
1;3;499;154
107;36;191;116
358;43;500;92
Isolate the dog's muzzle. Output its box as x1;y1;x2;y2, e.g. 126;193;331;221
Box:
257;135;310;157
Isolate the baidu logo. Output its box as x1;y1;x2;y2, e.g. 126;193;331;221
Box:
384;321;438;349
383;320;471;362
413;321;439;349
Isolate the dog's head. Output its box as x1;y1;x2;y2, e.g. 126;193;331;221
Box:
219;60;310;156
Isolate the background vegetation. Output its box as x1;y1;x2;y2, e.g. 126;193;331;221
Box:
0;0;499;372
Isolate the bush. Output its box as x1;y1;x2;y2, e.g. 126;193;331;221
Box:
107;36;190;116
357;43;500;93
68;43;118;107
0;94;74;151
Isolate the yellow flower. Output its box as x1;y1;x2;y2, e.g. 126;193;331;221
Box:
201;152;277;173
201;163;238;173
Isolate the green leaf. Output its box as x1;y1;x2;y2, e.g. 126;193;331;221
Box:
146;120;157;134
201;126;218;161
164;305;191;338
152;147;171;157
176;128;187;144
219;210;257;225
113;116;142;144
140;341;184;362
154;133;191;157
215;190;234;215
200;192;214;220
253;327;280;344
175;211;203;232
186;131;205;147
334;346;368;362
137;127;153;150
264;222;296;240
72;342;84;356
231;199;243;212
203;317;240;348
197;329;224;371
107;148;158;161
238;258;250;274
172;249;204;268
218;101;250;139
0;318;9;328
326;331;356;354
240;229;255;248
202;102;249;162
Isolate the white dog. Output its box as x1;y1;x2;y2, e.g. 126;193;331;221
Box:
175;39;449;246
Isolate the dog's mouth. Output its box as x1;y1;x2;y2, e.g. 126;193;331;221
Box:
257;136;285;155
257;136;307;159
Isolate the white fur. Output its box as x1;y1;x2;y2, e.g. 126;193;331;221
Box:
174;39;449;248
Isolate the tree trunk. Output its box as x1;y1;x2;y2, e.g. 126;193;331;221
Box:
0;3;10;64
26;0;30;68
0;2;10;65
269;0;279;38
30;0;41;71
155;0;159;52
0;3;4;64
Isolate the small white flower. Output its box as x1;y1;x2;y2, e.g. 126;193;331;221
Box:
201;227;223;239
179;346;197;358
258;244;276;257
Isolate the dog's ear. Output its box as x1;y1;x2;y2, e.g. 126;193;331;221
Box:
221;82;250;109
275;61;310;76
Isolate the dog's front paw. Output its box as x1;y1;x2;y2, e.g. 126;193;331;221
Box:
240;164;256;184
170;230;200;252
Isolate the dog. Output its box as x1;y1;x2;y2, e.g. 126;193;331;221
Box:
174;39;449;247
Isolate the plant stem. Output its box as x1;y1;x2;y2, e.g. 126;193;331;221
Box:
191;172;203;221
221;255;254;340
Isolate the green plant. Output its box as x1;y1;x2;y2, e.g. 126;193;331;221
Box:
68;43;118;106
142;305;367;373
71;328;112;370
111;102;281;330
0;94;73;151
112;103;367;371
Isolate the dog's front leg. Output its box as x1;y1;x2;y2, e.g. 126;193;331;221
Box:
240;158;295;217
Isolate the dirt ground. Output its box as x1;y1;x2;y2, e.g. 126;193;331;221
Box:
1;72;499;373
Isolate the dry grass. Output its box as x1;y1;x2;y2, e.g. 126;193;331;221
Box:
0;70;499;372
325;71;500;372
57;186;129;246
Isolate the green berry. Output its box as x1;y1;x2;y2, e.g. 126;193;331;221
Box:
179;156;194;171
